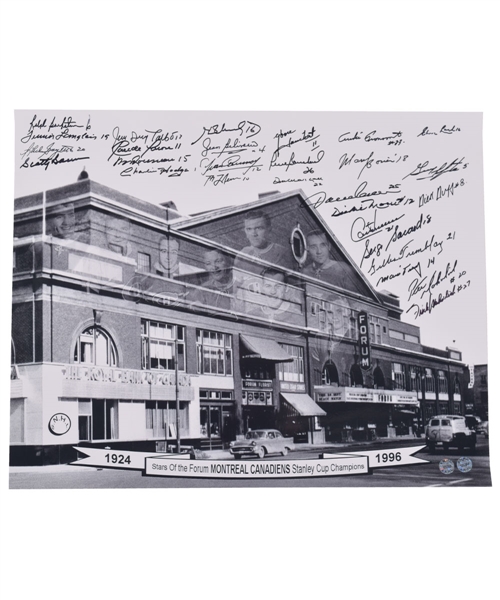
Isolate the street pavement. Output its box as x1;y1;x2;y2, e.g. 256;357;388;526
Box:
9;435;491;489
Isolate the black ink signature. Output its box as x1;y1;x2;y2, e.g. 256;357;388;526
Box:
48;116;83;132
307;181;401;209
403;157;466;181
20;152;89;171
270;150;324;171
204;173;242;186
417;127;438;137
364;131;403;143
200;154;262;176
20;142;75;160
270;127;319;163
407;260;457;301
332;196;407;218
338;131;362;142
407;286;456;319
350;210;405;242
202;137;259;159
385;213;432;251
191;121;261;145
376;261;421;287
440;125;460;134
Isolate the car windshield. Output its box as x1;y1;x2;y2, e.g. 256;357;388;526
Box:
245;431;266;440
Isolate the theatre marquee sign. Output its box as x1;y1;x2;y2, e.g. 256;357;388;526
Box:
315;387;418;406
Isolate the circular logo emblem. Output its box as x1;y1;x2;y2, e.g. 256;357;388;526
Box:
439;458;455;475
457;457;473;473
48;413;71;436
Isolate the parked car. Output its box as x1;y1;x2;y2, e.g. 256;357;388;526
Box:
465;415;482;432
425;415;476;453
229;429;295;459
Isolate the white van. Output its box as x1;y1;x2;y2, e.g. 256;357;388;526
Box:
425;415;476;453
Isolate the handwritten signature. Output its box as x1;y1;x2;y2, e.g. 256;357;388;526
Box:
191;121;261;146
403;157;467;181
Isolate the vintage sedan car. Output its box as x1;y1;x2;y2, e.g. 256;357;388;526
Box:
229;429;295;459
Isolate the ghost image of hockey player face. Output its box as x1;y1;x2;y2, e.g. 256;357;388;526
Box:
159;238;180;272
308;233;330;266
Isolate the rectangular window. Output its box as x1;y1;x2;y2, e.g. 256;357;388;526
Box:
142;321;185;371
369;316;384;345
137;252;151;273
392;363;406;390
405;333;419;344
438;370;448;395
425;368;435;393
196;329;233;376
409;366;421;392
389;329;419;343
278;344;305;383
389;330;405;340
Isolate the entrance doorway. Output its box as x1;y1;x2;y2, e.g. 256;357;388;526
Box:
200;404;235;449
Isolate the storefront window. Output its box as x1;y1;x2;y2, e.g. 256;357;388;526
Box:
74;327;117;366
142;320;185;371
278;344;304;383
78;399;118;441
196;329;233;376
145;400;188;438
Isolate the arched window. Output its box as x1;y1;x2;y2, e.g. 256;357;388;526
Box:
322;361;339;386
373;366;385;389
73;327;117;366
350;364;364;387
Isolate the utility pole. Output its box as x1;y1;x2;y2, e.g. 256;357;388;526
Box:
175;337;180;453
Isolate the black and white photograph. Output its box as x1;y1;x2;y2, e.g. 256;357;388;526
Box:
1;2;499;600
9;109;491;488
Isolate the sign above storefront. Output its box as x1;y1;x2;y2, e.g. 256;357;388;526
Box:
242;379;273;390
62;365;192;387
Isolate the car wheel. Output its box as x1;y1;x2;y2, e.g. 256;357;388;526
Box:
257;446;265;459
282;447;289;457
428;442;435;454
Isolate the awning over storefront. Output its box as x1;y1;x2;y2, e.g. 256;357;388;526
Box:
281;393;326;417
240;334;293;362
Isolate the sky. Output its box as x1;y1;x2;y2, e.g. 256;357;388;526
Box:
14;109;488;365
